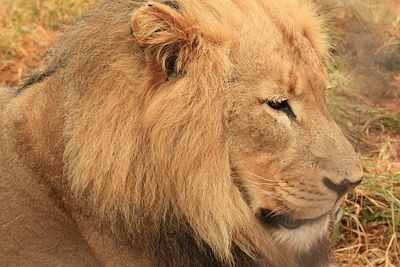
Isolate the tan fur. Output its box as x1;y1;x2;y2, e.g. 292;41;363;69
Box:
0;1;362;266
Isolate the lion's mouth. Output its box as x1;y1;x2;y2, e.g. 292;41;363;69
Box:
258;208;327;230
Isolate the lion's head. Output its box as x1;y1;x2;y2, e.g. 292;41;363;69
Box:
36;0;363;266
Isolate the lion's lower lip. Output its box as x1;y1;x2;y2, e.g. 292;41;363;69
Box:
258;208;326;230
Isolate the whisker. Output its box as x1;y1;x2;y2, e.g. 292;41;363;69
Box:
242;184;285;201
233;170;301;214
269;205;293;216
234;171;296;190
232;170;278;184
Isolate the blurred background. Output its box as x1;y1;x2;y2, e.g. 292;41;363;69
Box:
0;0;399;266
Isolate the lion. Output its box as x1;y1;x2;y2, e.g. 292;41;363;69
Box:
0;0;363;266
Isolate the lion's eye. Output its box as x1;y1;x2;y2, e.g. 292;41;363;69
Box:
267;99;296;119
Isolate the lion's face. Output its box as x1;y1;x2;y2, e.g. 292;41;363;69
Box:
226;10;363;251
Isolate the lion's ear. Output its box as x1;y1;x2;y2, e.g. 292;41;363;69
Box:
131;1;200;77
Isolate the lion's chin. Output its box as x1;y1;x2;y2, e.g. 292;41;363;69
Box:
255;211;330;254
256;208;331;253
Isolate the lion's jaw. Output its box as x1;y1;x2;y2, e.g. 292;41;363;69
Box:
273;215;331;253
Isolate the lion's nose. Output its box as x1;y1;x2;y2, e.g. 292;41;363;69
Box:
322;177;362;198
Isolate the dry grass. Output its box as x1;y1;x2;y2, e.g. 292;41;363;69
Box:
0;0;95;85
0;0;399;266
333;171;400;266
324;0;400;265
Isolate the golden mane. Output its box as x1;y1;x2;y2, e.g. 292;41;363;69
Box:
62;6;259;264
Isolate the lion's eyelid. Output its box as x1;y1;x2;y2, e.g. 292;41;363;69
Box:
266;99;297;119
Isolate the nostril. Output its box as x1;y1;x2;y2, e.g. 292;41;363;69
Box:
323;177;362;198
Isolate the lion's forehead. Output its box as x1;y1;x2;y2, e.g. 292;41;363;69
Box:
229;40;326;98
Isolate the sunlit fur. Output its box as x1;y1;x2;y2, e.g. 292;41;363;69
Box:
0;0;362;266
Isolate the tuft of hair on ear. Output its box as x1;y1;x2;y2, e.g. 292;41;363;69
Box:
131;1;200;78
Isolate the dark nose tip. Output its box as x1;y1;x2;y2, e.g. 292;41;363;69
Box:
323;177;362;198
